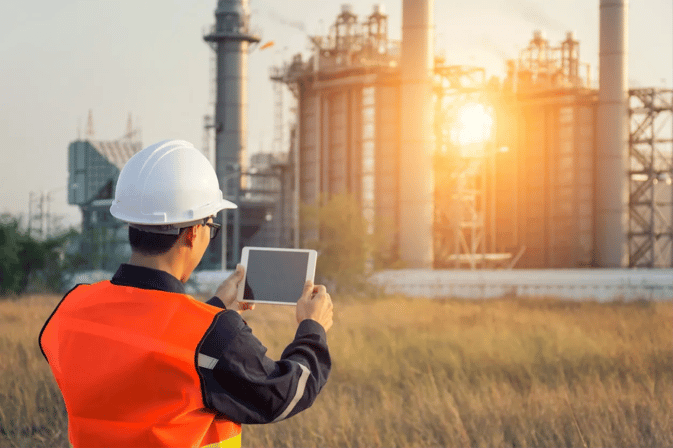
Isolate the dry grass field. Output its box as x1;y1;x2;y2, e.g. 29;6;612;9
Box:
0;293;671;447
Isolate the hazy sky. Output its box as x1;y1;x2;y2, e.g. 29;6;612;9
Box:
1;0;671;230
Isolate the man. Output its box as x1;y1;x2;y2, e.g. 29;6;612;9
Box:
39;139;333;448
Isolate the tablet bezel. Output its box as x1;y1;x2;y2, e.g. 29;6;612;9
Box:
236;246;317;306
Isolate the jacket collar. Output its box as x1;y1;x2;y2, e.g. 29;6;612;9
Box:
111;263;186;294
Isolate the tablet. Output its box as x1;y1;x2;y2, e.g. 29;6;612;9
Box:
237;247;318;305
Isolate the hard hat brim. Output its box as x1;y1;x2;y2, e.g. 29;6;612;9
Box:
111;197;237;226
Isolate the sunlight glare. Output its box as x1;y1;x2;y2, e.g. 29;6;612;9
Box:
452;103;494;149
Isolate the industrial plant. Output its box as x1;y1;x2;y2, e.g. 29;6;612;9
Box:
67;0;673;272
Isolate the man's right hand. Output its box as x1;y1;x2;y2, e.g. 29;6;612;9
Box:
296;281;333;332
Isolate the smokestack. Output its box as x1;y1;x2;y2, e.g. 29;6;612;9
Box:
399;0;435;268
205;0;260;267
596;0;628;267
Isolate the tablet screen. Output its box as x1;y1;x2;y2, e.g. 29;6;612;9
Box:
242;249;311;304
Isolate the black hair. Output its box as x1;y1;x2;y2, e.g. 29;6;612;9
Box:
128;226;187;256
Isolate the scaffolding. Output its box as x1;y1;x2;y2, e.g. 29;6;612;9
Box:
628;88;673;267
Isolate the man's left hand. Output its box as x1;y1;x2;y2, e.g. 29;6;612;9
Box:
214;264;254;313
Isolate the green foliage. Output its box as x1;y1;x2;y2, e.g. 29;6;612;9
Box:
0;214;80;296
301;194;397;293
0;216;23;294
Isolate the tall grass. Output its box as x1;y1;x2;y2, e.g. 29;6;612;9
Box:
0;295;68;447
1;294;671;447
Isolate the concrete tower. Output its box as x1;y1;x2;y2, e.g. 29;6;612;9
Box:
399;0;435;267
596;0;628;267
204;0;259;267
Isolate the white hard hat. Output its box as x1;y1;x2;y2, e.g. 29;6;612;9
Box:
110;139;236;232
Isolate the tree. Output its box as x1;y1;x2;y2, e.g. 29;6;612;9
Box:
0;216;23;294
301;194;397;293
0;214;80;296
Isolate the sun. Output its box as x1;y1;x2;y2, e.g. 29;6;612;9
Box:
450;103;494;157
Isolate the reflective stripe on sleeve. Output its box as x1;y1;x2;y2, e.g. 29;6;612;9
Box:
272;362;310;423
201;433;241;448
198;353;219;370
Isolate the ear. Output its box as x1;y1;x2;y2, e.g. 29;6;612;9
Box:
181;226;199;249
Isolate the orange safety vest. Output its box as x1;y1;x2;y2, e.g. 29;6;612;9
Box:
40;281;242;448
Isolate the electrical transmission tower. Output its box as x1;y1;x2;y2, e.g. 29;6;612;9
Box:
28;191;52;239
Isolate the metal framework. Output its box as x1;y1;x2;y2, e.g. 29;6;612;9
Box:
433;64;495;269
628;88;673;267
28;190;53;239
434;30;595;269
513;30;591;90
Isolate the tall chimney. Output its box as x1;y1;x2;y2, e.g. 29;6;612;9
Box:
596;0;628;267
204;0;259;268
399;0;435;268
